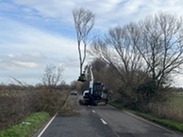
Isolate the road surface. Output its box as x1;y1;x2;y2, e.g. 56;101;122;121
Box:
34;97;182;137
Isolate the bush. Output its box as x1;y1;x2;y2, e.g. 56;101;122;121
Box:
38;88;69;115
0;89;40;130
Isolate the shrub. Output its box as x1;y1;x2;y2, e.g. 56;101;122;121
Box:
0;89;40;130
0;84;69;130
38;88;69;115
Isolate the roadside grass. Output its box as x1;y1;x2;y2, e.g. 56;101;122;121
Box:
0;112;49;137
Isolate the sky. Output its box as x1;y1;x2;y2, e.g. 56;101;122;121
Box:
0;0;183;86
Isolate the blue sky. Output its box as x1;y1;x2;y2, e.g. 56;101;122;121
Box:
0;0;183;86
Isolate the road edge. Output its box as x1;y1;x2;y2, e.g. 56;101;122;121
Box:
32;113;57;137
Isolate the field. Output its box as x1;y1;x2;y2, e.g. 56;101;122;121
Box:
147;91;183;122
170;92;183;109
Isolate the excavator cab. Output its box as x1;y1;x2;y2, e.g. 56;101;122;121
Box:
93;82;103;99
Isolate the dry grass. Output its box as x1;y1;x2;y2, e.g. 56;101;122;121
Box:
147;92;183;122
148;102;183;121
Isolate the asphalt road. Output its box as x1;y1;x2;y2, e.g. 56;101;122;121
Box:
93;105;182;137
35;97;182;137
38;105;117;137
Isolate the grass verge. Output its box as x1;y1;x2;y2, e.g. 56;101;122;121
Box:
0;111;50;137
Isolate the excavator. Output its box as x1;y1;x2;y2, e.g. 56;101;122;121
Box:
78;64;108;105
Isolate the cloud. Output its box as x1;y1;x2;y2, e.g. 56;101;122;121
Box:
0;17;79;84
0;17;77;56
12;0;183;31
13;61;38;68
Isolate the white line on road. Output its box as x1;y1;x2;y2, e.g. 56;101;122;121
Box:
37;113;57;137
92;110;96;113
100;118;107;125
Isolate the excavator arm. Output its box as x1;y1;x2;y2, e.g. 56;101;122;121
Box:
78;64;108;105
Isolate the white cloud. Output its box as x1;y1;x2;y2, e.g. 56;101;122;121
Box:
0;17;79;84
13;1;183;19
13;61;38;68
12;0;183;28
0;17;77;56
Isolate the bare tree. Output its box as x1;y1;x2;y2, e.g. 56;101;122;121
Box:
73;8;95;76
136;13;183;89
90;13;183;102
91;24;143;95
42;64;64;90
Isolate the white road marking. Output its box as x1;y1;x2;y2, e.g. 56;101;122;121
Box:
92;110;96;113
101;118;107;125
37;113;57;137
